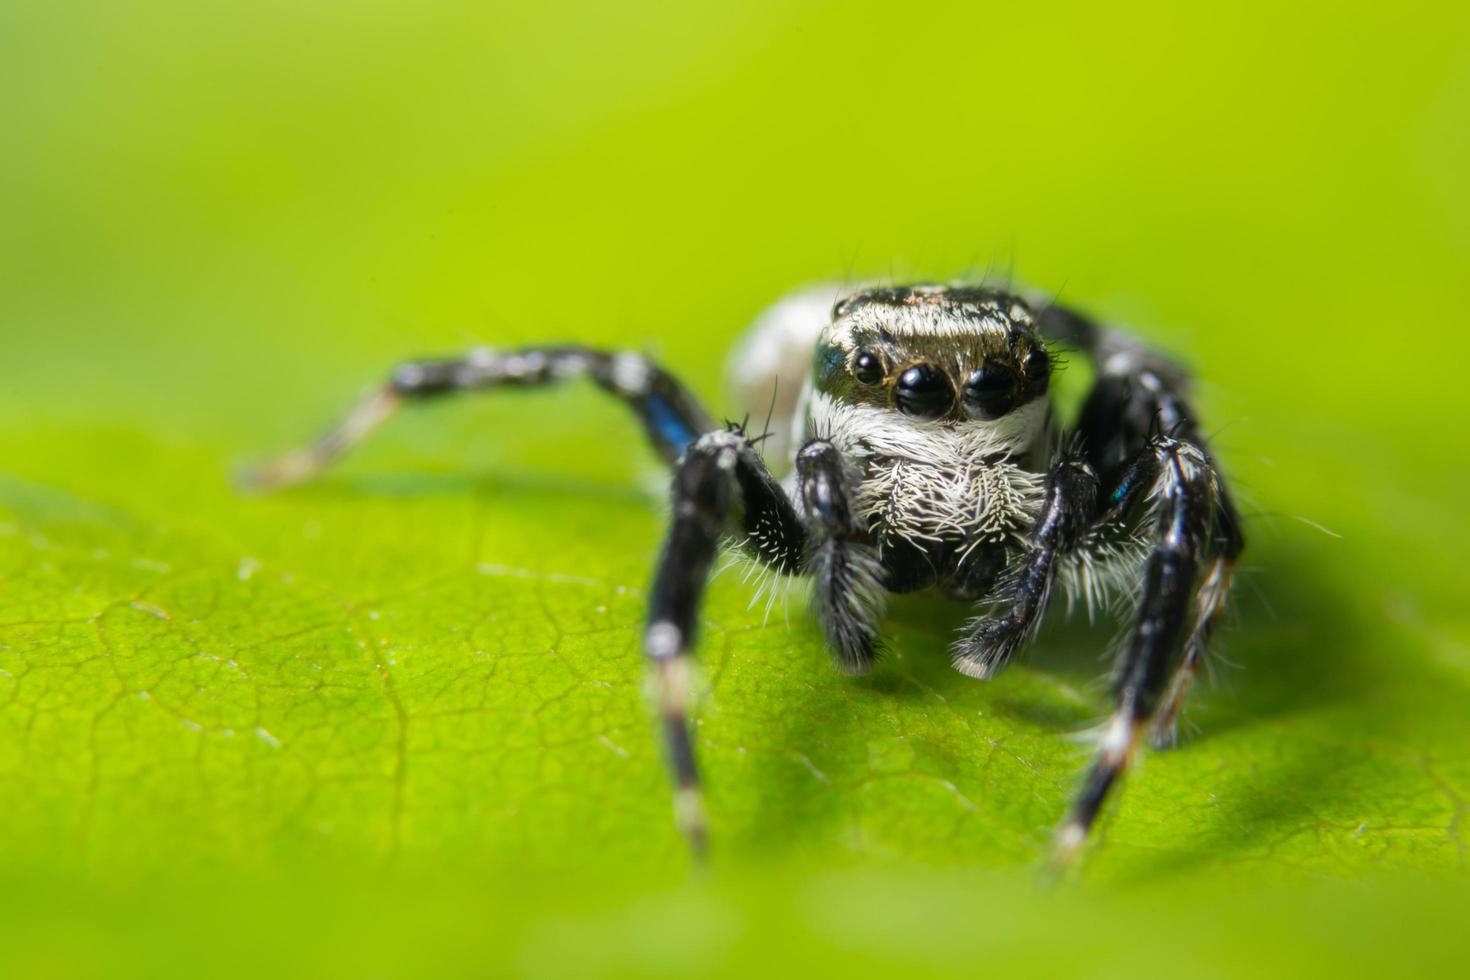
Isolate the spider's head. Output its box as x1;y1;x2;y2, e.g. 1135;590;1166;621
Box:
813;284;1053;423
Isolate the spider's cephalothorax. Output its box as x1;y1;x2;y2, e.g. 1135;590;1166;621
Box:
248;282;1245;863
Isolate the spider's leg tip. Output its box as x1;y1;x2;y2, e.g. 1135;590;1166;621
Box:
233;461;284;495
233;466;266;495
832;653;876;677
674;785;710;862
950;622;1020;679
234;454;311;495
951;654;999;680
1050;821;1088;868
1148;721;1181;751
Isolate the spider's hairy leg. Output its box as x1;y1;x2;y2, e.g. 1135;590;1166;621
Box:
1149;480;1245;748
242;346;715;491
952;449;1099;678
1053;436;1218;864
646;429;806;857
1038;301;1247;748
796;440;886;675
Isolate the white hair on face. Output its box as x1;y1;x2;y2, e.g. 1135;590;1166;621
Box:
807;389;1048;466
805;390;1050;553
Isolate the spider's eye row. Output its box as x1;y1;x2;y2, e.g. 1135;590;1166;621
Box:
963;362;1017;420
894;363;954;419
851;350;885;386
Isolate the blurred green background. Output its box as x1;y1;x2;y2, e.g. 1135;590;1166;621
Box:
2;1;1469;976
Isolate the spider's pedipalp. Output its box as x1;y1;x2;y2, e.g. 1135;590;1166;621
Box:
797;439;886;674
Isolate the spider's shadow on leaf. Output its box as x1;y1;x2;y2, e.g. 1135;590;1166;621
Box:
715;529;1463;873
285;463;1462;875
300;465;655;508
1102;538;1468;878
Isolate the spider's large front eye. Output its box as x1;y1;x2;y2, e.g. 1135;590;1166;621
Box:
894;363;953;419
1021;347;1051;384
851;350;885;386
963;363;1017;419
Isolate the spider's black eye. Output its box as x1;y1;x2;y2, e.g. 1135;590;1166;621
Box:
851;350;885;386
894;363;953;419
963;363;1017;419
1021;347;1051;384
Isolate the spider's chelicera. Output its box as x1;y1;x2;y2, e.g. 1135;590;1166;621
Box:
248;283;1245;863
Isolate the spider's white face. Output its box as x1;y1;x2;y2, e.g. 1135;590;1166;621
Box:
813;284;1052;419
802;283;1054;461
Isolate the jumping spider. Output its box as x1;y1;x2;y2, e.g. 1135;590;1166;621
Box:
247;283;1244;862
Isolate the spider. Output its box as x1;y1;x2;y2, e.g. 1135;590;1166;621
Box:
246;282;1244;863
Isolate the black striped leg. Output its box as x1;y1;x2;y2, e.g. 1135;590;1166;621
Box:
645;429;807;857
1053;437;1217;863
1037;303;1247;750
795;440;886;675
242;346;716;491
951;450;1100;678
1149;481;1245;748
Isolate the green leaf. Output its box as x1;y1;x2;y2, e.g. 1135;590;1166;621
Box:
3;1;1469;975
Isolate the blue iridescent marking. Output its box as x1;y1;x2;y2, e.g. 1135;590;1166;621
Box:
646;395;697;454
1110;476;1133;505
813;341;845;388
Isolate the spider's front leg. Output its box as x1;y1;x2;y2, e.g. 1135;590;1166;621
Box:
1039;302;1247;748
645;428;806;855
1053;435;1223;861
242;346;715;490
951;447;1101;678
1024;302;1247;861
